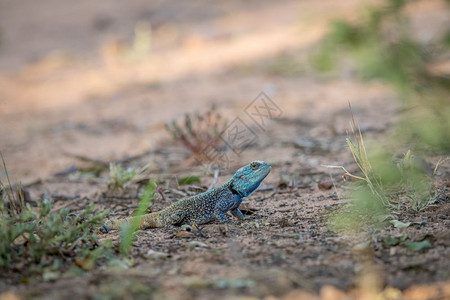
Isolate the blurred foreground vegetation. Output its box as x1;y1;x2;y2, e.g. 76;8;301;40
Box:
314;0;450;231
0;156;112;278
0;154;159;280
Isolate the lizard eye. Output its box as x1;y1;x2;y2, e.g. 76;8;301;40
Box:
250;162;259;170
240;175;245;179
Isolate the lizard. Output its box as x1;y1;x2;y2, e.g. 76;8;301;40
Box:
100;160;271;232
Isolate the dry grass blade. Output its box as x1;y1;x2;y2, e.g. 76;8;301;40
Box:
323;103;391;209
433;156;450;177
0;152;25;216
347;103;390;207
207;168;220;191
320;165;366;181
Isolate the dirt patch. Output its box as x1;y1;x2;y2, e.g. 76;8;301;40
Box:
1;111;449;299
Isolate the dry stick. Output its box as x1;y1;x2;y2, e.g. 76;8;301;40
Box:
0;152;20;214
327;170;344;202
64;149;156;167
115;149;155;165
54;165;78;177
18;178;42;189
62;152;109;167
192;223;208;238
289;178;295;193
49;199;75;213
51;194;81;201
208;168;220;191
156;187;167;202
299;171;326;176
58;149;158;179
321;165;367;181
433;157;450;177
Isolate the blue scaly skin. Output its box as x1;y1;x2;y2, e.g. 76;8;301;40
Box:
101;161;271;231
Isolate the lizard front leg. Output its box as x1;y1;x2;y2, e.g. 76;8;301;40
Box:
214;193;243;223
214;209;229;223
230;208;245;220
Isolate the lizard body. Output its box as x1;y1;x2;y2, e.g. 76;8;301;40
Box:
101;160;271;231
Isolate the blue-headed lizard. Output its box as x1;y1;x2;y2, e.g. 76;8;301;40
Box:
101;160;271;231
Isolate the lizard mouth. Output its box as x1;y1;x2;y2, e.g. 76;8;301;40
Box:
255;164;271;178
257;167;271;179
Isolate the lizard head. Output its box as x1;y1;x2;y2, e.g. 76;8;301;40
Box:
229;160;271;197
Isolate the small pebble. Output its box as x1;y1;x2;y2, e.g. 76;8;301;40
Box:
318;181;333;190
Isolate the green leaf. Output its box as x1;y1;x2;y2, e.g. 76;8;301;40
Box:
404;239;432;251
107;258;134;270
390;220;411;228
178;176;201;185
120;181;156;255
383;234;407;246
382;236;400;246
213;279;255;289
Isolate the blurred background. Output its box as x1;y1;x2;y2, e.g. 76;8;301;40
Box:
1;1;450;299
0;0;449;181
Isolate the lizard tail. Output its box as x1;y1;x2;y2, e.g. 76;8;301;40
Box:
101;212;164;232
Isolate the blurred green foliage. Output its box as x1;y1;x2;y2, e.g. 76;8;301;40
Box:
108;163;137;190
314;0;430;89
0;154;111;277
120;180;156;255
314;0;450;151
316;0;450;233
330;138;438;232
0;190;111;274
93;278;156;300
178;175;201;185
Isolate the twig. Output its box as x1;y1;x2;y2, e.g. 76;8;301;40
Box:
62;152;108;167
51;194;81;201
321;164;366;181
114;150;155;165
208;168;220;191
299;171;326;176
433;157;450;177
49;201;74;213
157;187;167;202
23;178;43;188
64;150;156;167
192;223;208;238
102;194;139;201
169;188;188;197
54;165;78;177
327;170;343;202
